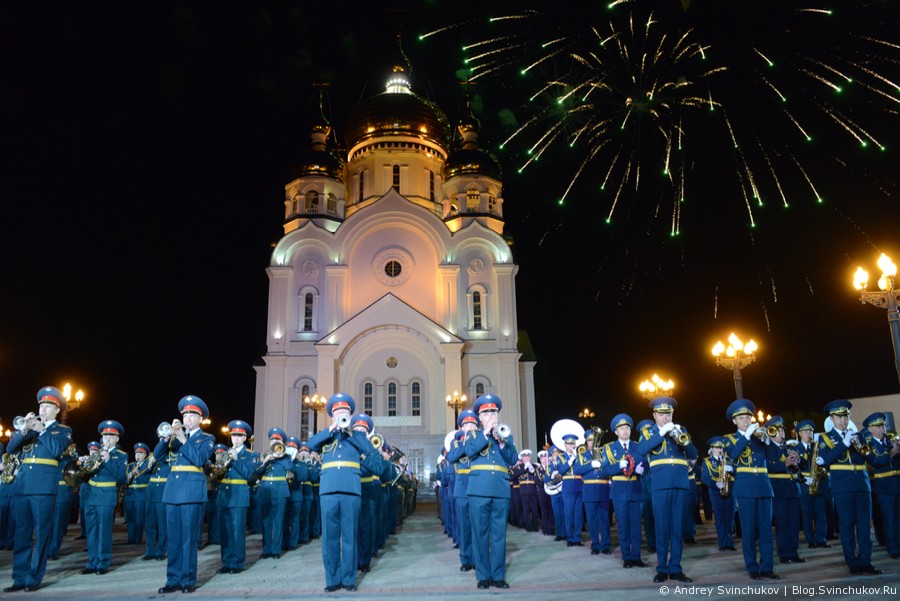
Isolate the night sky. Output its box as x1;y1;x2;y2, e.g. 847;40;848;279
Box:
2;2;898;451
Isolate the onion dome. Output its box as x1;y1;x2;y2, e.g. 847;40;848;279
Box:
291;112;344;181
344;64;452;152
444;104;502;181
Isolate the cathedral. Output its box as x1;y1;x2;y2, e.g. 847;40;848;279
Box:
253;58;537;484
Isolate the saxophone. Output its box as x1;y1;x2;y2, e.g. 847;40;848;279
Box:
808;440;826;496
718;454;733;498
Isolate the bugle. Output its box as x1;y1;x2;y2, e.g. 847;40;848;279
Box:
336;414;351;432
495;423;511;442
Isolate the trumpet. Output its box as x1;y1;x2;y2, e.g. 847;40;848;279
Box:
494;423;511;442
849;435;872;456
336;414;351;432
669;425;691;446
157;421;173;438
753;424;779;441
13;413;41;433
369;433;383;450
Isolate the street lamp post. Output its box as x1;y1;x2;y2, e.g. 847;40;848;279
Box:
446;390;468;424
303;393;328;436
639;374;675;400
712;333;758;400
60;382;86;425
853;253;900;385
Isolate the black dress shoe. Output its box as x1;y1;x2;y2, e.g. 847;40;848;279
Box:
460;564;473;572
452;543;459;549
632;560;649;568
726;546;738;551
623;560;633;568
182;585;197;593
141;555;155;561
344;585;357;591
818;542;832;548
158;585;180;594
80;568;97;575
554;536;565;541
653;573;668;583
216;567;233;574
855;566;883;575
477;580;490;589
359;565;370;573
491;580;510;589
97;568;108;575
749;572;761;580
324;585;342;592
760;572;781;580
591;549;600;555
4;584;26;592
23;585;41;592
230;568;243;574
669;573;692;583
601;549;612;555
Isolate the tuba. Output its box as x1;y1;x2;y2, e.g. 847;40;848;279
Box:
208;450;234;481
1;453;20;484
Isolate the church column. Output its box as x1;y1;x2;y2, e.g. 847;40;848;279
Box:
323;265;349;333
266;266;293;353
438;264;460;335
440;341;466;432
493;264;519;350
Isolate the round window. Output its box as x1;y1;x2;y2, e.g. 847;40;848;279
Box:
384;260;402;278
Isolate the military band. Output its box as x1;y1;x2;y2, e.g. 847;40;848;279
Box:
5;385;900;595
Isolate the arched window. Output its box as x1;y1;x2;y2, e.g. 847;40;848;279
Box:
303;293;314;331
488;195;497;213
466;189;480;212
300;384;311;437
364;382;374;416
306;191;319;212
429;171;435;202
411;381;422;417
358;170;365;201
392;165;400;192
292;196;299;214
473;291;483;330
387;382;397;416
476;382;485;397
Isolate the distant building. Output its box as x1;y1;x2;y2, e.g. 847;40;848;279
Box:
253;58;537;483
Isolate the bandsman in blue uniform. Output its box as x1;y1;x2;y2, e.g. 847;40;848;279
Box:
763;416;804;564
0;441;15;550
723;399;779;581
576;428;611;554
636;419;656;553
308;393;372;592
545;445;566;540
349;414;385;573
862;412;900;559
125;442;152;545
78;442;100;542
465;394;518;589
48;441;76;560
283;436;307;552
511;449;539;532
157;395;215;594
204;445;227;547
216;420;258;574
554;427;584;547
82;420;128;575
147;429;175;561
535;449;555;536
447;410;478;572
297;442;314;545
309;450;322;539
819;400;882;575
4;386;73;593
601;413;648;568
254;427;292;558
795;420;830;549
635;396;696;583
700;436;736;551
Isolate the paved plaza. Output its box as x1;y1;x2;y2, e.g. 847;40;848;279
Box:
1;502;898;600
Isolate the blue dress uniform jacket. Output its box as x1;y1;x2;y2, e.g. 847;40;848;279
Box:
146;445;174;559
601;441;645;562
724;432;774;576
864;433;900;557
283;457;308;550
254;453;292;556
465;429;518;583
125;457;152;544
766;442;802;561
700;456;735;550
446;437;474;568
636;424;697;576
161;429;215;590
84;447;127;571
218;447;258;571
818;428;874;570
356;440;386;570
554;449;584;544
308;428;367;590
7;421;72;589
576;448;611;552
796;440;828;547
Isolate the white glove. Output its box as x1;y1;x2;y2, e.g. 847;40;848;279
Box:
724;465;734;473
592;460;602;469
804;477;813;486
844;432;856;447
815;457;825;466
635;464;645;475
567;454;575;466
435;481;441;487
744;423;759;439
658;422;676;436
716;481;725;489
619;459;628;469
526;463;534;473
551;471;559;479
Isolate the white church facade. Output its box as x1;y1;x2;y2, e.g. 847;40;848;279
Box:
253;62;537;484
